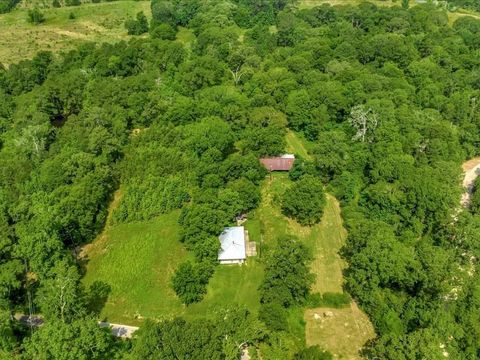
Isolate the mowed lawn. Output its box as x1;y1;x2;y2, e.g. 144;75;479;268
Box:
83;208;263;325
0;1;151;65
246;173;346;294
251;131;375;359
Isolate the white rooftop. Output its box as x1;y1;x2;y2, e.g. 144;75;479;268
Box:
218;226;246;261
281;154;295;159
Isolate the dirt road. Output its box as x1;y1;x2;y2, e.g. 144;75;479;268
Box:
461;158;480;207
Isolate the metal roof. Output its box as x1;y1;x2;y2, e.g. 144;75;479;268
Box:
260;154;295;171
218;226;246;261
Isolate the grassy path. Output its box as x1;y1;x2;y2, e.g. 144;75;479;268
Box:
282;131;375;359
286;130;312;161
308;194;347;294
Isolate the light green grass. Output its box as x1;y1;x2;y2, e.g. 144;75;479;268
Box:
285;130;313;161
247;173;345;293
0;1;151;65
184;259;263;320
83;208;264;325
82;210;187;325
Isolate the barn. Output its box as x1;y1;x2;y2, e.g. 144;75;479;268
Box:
260;154;295;171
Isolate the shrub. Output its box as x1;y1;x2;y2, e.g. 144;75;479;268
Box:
27;8;45;24
65;0;80;6
259;302;288;331
125;11;149;35
150;23;176;40
294;346;333;360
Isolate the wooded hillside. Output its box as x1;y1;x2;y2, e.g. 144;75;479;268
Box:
0;1;480;359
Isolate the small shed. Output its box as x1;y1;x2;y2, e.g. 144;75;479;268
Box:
260;154;295;171
218;226;246;264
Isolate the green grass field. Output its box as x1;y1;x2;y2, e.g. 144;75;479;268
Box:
286;130;312;161
82;210;188;324
83;208;263;325
0;1;151;65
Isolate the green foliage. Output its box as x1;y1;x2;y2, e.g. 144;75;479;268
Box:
259;302;288;331
22;318;117;360
282;175;326;226
307;292;351;308
172;261;214;305
36;260;86;323
0;309;16;352
150;23;176;40
27;8;45;24
65;0;80;6
0;0;19;14
470;177;480;214
0;0;479;357
260;236;314;307
125;11;149;36
113;176;190;223
293;346;332;360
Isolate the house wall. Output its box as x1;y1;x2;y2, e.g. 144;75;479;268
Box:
219;258;245;265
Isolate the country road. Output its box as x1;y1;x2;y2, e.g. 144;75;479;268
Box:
461;158;480;207
15;314;139;339
98;322;139;338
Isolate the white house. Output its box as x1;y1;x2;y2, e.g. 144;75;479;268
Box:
218;226;246;264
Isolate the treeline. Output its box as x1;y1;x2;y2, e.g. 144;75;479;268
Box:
0;0;20;13
448;0;480;11
0;0;479;358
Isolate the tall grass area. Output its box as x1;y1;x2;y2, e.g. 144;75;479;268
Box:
82;210;187;324
0;0;150;65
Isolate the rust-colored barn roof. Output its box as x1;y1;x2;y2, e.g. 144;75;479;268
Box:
260;154;295;171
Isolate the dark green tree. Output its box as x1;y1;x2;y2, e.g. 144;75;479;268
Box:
282;175;326;226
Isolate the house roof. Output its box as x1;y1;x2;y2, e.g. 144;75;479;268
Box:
260;154;295;171
218;226;246;261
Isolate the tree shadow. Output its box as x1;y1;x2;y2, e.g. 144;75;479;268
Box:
86;281;111;317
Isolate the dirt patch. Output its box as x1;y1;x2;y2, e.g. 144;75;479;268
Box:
305;303;375;360
460;158;480;207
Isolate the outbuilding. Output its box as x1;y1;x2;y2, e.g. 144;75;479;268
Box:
218;226;246;264
260;154;295;171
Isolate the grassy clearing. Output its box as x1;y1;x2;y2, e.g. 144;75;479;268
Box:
0;1;151;65
305;303;375;360
285;130;313;161
307;194;347;294
304;195;375;359
83;208;265;324
184;259;264;320
263;131;375;358
82;210;187;325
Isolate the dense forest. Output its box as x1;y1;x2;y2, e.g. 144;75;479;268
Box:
1;0;480;359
